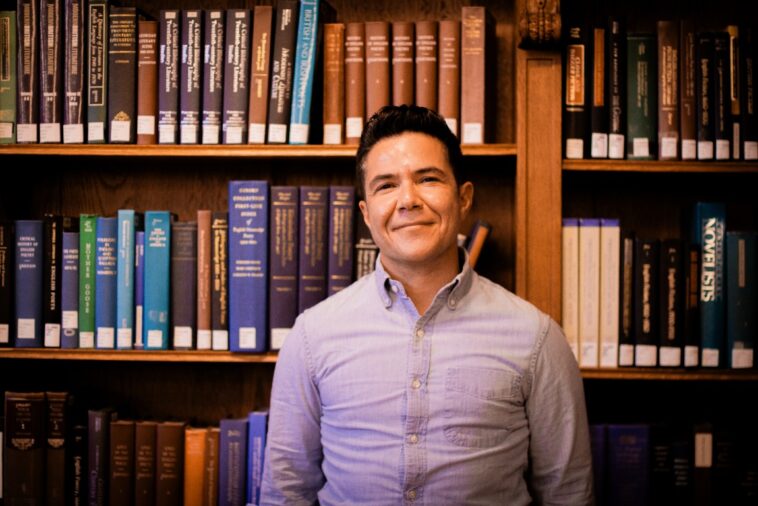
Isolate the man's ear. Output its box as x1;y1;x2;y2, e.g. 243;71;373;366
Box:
358;199;371;229
459;182;474;216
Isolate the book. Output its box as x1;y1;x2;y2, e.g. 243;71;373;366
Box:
694;202;726;367
679;20;697;160
299;186;328;313
323;23;345;144
88;407;117;506
46;391;71;506
327;186;355;296
578;218;600;367
392;21;414;107
684;242;701;367
63;0;85;143
713;32;732;160
365;21;390;120
171;221;198;349
16;0;38;143
659;240;684;367
87;0;108;143
43;214;63;347
657;21;680;160
741;26;757;160
179;10;203;144
4;392;46;504
634;238;659;367
15;220;43;347
70;424;87;504
39;0;63;144
599;219;620;367
222;9;251;145
266;0;299;144
201;10;225;145
95;217;117;349
219;417;248;506
116;210;137;349
247;6;274;144
204;427;220;506
461;6;494;144
589;424;607;505
354;214;378;279
144;211;172;350
156;421;185;506
158;10;180;144
269;186;298;351
415;20;438;112
0;10;16;143
607;17;625;159
197;210;212;350
608;424;650;505
107;7;138;143
618;230;635;366
78;215;97;348
725;232;756;368
438;20;460;135
0;221;12;347
344;22;365;144
627;34;657;160
247;411;269;506
697;33;715;160
727;26;741;160
564;23;589;159
211;211;229;350
137;20;159;145
109;420;135;506
590;26;609;158
134;230;145;348
184;427;208;506
134;420;157;506
562;218;580;361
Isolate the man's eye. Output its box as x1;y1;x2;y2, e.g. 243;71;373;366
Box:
420;176;440;183
375;182;394;192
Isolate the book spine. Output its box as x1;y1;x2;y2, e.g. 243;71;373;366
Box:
658;239;684;367
211;211;229;350
590;424;607;505
344;22;365;144
229;181;269;352
415;20;437;112
298;186;328;314
713;32;732;160
95;216;117;349
725;232;756;368
658;21;680;160
365;21;390;120
158;10;179;144
607;17;625;159
578;218;600;367
109;420;135;506
684;243;700;366
561;218;580;361
741;26;756;160
288;0;321;144
438;20;460;136
697;33;715;160
15;220;43;347
116;210;135;349
0;11;17;143
618;231;635;366
63;0;84;143
17;0;38;142
197;210;212;350
184;428;207;505
269;186;298;351
43;215;62;347
144;211;171;350
322;22;344;144
136;20;158;145
86;0;108;143
201;10;224;145
78;214;97;347
680;19;697;160
461;6;489;144
391;21;413;107
327;185;354;296
591;26;609;158
222;9;250;144
634;238;659;366
727;26;741;159
266;0;299;144
46;391;69;506
88;408;115;506
247;412;268;506
247;6;273;144
171;221;198;349
203;428;220;506
599;219;620;367
354;216;377;279
219;418;248;506
134;230;145;349
155;422;185;506
179;10;202;144
0;222;13;346
4;392;46;503
696;203;726;367
608;425;651;505
61;230;79;347
134;421;157;506
39;0;63;143
564;24;588;158
70;424;87;504
627;34;657;159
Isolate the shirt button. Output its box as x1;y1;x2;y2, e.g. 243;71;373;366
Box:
411;378;421;389
406;489;417;501
391;285;399;293
409;434;419;444
449;298;457;307
415;328;425;338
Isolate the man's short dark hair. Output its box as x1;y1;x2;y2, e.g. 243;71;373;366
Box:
355;105;464;199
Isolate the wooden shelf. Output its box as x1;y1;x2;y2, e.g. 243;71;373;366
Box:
581;367;758;381
0;143;517;158
0;348;278;363
563;159;758;173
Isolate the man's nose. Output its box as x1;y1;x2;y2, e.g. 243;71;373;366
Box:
397;180;422;210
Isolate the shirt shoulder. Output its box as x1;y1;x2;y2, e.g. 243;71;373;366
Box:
472;274;551;340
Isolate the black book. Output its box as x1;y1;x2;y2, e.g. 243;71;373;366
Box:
221;9;250;144
713;32;732;160
266;0;300;144
634;238;659;367
564;23;590;159
201;10;225;144
607;17;626;159
590;25;609;158
107;7;138;143
658;239;684;367
741;26;757;160
43;214;63;347
683;242;700;367
63;0;86;143
171;221;197;349
69;424;88;506
618;229;635;366
696;33;715;160
39;0;63;143
158;10;180;144
16;0;39;142
0;221;14;347
179;10;202;144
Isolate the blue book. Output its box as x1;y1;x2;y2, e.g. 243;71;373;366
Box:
219;417;249;506
228;181;269;352
61;231;80;348
247;410;269;506
268;186;298;351
726;232;756;368
134;230;145;349
14;220;44;347
327;186;355;296
590;424;607;506
95;217;117;349
693;202;726;367
608;424;650;506
288;0;322;144
116;210;136;349
144;211;172;350
298;186;328;313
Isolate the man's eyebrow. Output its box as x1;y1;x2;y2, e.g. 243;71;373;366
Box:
367;173;396;187
414;166;447;177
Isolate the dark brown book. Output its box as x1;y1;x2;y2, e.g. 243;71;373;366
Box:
137;20;158;145
109;420;135;506
247;5;273;144
179;10;203;145
266;0;299;144
108;6;138;143
658;21;680;160
415;20;437;112
365;21;390;120
391;21;414;107
16;0;39;142
46;392;71;506
461;6;494;144
88;408;117;506
196;210;212;350
222;9;250;144
4;392;46;504
39;0;63;143
680;19;697;160
70;424;88;505
134;421;157;506
438;20;460;135
63;0;86;143
203;427;220;506
323;23;345;144
344;22;365;144
156;421;186;506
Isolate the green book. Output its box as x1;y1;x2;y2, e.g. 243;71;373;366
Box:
79;215;97;347
626;33;657;159
0;11;16;143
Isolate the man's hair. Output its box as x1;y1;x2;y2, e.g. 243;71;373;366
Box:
355;105;464;199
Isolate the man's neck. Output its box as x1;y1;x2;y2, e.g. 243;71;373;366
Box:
381;250;461;315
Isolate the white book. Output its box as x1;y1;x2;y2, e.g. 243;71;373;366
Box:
562;219;580;362
579;219;601;368
599;219;620;367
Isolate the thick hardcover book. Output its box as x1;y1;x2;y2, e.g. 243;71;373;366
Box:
179;10;202;144
0;222;13;347
156;421;185;506
204;427;220;506
229;181;269;352
109;420;135;506
116;210;137;349
590;26;609;158
618;230;635;366
608;424;650;506
670;430;693;504
327;186;354;296
727;26;741;160
43;214;63;347
222;9;250;145
564;24;589;158
658;240;684;367
61;230;79;348
15;220;43;347
134;230;145;348
134;421;157;506
107;7;138;143
741;26;757;160
697;33;715;160
299;186;328;313
438;20;460;136
39;0;63;143
269;186;298;351
634;238;659;366
137;20;158;145
158;10;180;144
322;23;344;144
391;21;414;107
713;32;732;160
88;408;116;506
344;22;365;144
266;0;299;144
695;202;726;367
171;221;197;349
354;215;377;279
211;211;228;350
461;6;494;144
247;5;274;144
247;411;269;506
70;424;88;505
197;210;212;350
726;232;756;368
680;20;697;160
78;214;97;348
657;21;679;160
202;10;224;144
415;20;438;112
184;428;207;506
562;218;579;361
626;34;657;160
607;18;625;159
63;0;85;143
46;392;70;506
694;423;715;506
95;217;117;349
144;211;172;350
4;392;46;504
578;219;600;367
599;219;620;367
651;424;674;505
589;424;607;505
684;243;700;366
219;418;248;506
16;0;38;142
365;21;390;120
87;0;108;143
0;10;17;143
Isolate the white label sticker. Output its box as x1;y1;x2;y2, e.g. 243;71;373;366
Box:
44;324;61;347
63;124;85;143
111;120;132;142
239;327;257;349
137;115;156;135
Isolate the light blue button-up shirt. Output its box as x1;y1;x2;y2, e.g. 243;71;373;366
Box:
261;253;593;505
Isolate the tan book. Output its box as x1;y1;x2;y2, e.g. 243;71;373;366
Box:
438;20;460;135
415;20;438;111
247;6;273;144
461;7;494;144
365;21;390;120
137;20;158;144
392;21;414;106
345;22;366;143
323;23;345;144
184;427;207;506
203;427;220;506
197;210;212;349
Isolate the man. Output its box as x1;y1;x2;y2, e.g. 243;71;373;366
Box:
261;105;593;505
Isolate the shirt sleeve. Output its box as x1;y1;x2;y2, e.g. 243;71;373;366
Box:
260;317;325;505
525;315;594;505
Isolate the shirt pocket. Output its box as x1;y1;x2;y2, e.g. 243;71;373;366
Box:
443;366;523;448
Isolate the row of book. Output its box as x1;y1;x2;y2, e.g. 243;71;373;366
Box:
562;203;756;369
0;1;493;146
563;19;758;161
2;391;268;506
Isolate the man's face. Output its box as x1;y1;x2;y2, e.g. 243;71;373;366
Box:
359;132;473;274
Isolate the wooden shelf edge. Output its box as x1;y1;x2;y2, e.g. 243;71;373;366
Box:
581;367;758;381
0;348;278;363
563;159;758;173
0;143;517;158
